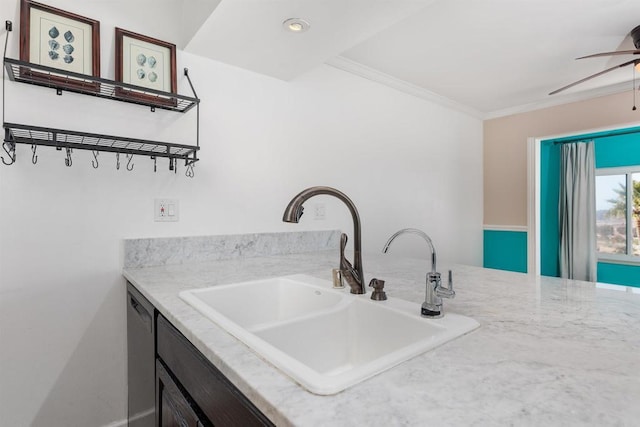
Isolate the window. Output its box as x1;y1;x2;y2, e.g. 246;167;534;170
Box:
596;167;640;261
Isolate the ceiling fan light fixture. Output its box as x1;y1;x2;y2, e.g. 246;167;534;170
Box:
283;18;310;33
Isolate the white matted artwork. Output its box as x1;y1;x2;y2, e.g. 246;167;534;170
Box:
29;8;91;74
122;36;170;92
20;0;100;79
115;28;177;96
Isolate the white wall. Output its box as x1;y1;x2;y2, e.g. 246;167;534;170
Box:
0;2;483;426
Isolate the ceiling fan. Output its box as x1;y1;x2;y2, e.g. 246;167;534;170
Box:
549;24;640;95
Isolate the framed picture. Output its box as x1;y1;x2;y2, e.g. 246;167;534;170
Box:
19;0;100;88
115;28;177;105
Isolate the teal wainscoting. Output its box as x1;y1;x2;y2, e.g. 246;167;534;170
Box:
597;263;640;287
483;229;528;273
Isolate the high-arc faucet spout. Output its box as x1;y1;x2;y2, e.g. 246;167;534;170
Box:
282;186;365;294
383;228;437;274
382;228;454;318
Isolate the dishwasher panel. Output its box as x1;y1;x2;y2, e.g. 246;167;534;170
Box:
127;283;155;426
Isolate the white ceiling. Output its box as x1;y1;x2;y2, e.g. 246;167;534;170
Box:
184;0;436;81
181;0;640;118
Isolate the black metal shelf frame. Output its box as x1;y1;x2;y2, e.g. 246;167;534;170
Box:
1;20;201;174
4;123;199;161
3;57;199;113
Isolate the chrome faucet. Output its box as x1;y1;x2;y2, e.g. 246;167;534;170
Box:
382;228;454;318
282;186;365;294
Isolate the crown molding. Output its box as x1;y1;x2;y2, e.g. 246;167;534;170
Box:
484;80;636;120
326;55;638;121
325;56;484;119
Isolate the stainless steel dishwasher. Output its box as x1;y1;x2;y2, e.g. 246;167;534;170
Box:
127;282;155;426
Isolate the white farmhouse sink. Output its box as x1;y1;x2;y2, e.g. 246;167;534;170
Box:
180;274;479;395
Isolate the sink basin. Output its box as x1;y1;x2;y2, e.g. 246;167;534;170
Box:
180;274;479;395
181;276;345;329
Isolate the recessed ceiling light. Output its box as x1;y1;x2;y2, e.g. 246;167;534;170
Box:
283;18;310;33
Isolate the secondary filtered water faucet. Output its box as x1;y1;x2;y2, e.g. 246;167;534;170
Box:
382;228;454;318
282;186;365;294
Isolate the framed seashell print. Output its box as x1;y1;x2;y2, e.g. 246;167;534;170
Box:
19;0;100;90
115;28;177;107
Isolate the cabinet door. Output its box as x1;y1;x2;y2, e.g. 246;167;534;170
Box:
157;315;273;426
157;359;205;427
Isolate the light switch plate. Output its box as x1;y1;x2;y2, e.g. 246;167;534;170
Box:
155;199;179;222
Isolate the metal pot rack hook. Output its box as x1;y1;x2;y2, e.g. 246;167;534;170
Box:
64;147;73;167
91;150;99;169
185;161;195;178
116;153;120;170
1;142;16;165
126;153;134;171
168;157;178;173
151;156;157;172
31;144;38;164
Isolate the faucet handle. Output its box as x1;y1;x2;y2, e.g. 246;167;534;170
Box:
436;270;455;299
339;233;348;266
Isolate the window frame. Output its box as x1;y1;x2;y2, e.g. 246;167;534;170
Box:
596;166;640;265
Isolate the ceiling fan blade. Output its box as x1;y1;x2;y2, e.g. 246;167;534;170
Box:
549;58;639;95
577;50;640;59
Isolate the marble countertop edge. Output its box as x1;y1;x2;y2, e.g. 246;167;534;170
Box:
123;251;640;427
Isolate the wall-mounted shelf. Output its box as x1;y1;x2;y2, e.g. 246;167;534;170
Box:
4;123;199;162
3;57;199;113
2;19;201;176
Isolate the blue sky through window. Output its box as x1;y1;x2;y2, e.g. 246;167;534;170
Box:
596;174;625;211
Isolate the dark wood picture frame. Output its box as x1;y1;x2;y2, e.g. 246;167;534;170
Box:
115;28;177;107
19;0;100;90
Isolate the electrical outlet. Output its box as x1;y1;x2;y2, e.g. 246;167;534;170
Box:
155;199;179;222
313;203;326;220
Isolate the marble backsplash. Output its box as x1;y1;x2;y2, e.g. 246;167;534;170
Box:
124;230;340;268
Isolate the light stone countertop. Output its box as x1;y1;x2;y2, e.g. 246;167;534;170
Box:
123;251;640;427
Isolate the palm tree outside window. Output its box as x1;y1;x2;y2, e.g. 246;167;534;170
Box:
595;170;640;259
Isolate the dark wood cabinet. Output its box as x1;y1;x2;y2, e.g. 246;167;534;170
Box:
157;359;205;427
127;282;274;427
156;314;274;427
